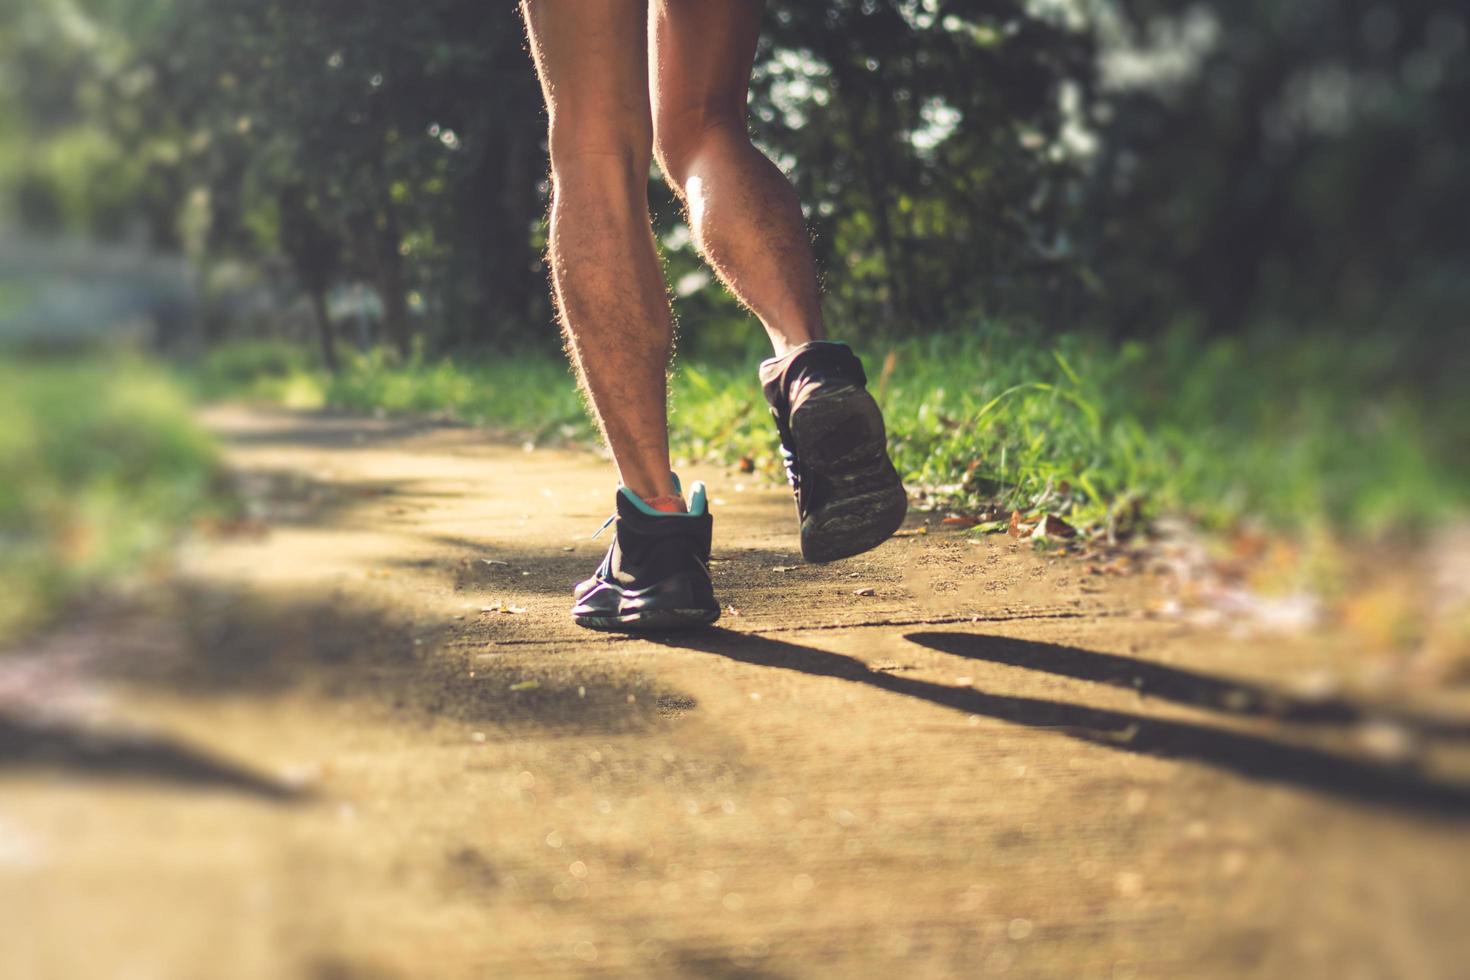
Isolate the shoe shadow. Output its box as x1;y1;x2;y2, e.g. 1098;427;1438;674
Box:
649;628;1470;819
907;631;1470;740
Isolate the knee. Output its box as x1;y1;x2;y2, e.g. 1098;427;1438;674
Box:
546;117;652;193
653;108;746;196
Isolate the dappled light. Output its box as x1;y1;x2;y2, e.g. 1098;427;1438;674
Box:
3;1;1468;976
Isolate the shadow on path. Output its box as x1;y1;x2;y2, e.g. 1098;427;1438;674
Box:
652;628;1470;819
909;631;1470;740
0;713;305;802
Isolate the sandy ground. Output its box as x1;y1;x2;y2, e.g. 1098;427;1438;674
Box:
3;406;1469;979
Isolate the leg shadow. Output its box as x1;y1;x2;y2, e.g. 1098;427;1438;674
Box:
0;713;306;802
650;629;1470;819
907;631;1470;740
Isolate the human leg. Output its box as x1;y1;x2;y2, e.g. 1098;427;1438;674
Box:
650;1;906;560
522;0;676;501
649;0;824;356
523;0;720;627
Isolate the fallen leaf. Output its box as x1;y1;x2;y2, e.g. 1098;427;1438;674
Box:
1008;511;1037;538
853;587;877;597
480;559;510;567
509;680;540;692
1031;514;1078;539
942;515;980;528
1101;723;1141;744
968;519;1010;535
506;605;528;614
772;565;795;573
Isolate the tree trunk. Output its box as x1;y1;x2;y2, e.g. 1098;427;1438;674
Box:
451;100;548;348
377;206;411;359
310;285;339;373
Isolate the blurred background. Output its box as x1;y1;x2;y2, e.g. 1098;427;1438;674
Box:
5;5;1470;976
2;0;1468;641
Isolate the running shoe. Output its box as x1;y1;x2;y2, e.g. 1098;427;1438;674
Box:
571;479;721;632
759;341;907;562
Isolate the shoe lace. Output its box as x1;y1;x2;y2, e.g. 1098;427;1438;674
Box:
771;403;802;495
586;514;617;581
779;444;800;494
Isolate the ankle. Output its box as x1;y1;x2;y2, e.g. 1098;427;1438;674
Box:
766;324;826;358
641;494;687;514
619;470;679;501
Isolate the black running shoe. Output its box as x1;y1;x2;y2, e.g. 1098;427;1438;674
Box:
759;341;908;563
572;480;721;632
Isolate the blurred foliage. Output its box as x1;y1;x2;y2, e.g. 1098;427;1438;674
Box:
5;0;1464;351
199;327;1470;537
1;0;1465;598
1091;1;1470;339
0;355;229;639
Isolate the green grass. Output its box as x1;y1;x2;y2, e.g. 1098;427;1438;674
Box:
0;355;230;640
6;325;1451;641
196;326;1467;538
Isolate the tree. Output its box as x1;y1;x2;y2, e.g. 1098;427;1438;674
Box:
113;0;549;355
1088;0;1470;336
746;0;1097;335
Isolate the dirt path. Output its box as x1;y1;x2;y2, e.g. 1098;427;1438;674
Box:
4;406;1470;979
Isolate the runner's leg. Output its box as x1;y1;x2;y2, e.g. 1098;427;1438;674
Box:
650;0;825;356
522;0;677;501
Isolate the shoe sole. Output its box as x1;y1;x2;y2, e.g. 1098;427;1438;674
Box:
573;607;721;633
791;384;908;563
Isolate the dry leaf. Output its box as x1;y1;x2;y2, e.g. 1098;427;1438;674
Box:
1008;510;1037;538
853;587;877;597
1031;514;1078;539
942;515;980;528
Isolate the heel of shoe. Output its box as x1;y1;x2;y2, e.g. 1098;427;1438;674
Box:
790;386;887;470
791;387;907;562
